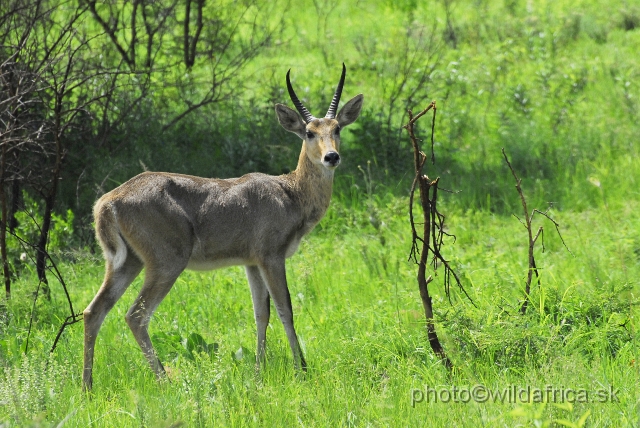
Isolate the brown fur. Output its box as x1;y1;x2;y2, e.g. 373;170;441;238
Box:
82;91;364;391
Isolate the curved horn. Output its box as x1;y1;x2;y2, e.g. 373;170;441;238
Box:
325;63;346;119
286;69;315;123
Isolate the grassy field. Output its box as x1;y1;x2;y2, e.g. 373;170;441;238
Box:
2;0;640;426
0;195;638;426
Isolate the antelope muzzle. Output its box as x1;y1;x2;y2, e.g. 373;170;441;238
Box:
323;151;340;168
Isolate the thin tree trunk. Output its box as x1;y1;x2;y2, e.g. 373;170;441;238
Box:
416;176;452;369
36;136;63;298
35;191;54;297
406;103;453;370
36;104;63;297
9;168;20;232
0;144;10;299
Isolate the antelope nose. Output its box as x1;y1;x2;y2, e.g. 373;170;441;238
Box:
324;151;340;166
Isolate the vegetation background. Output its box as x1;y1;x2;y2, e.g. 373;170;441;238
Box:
1;0;639;425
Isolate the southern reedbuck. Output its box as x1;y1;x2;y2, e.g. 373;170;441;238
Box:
82;64;363;390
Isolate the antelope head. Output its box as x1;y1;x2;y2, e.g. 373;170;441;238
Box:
275;63;364;171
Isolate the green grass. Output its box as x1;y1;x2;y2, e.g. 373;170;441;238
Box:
1;194;638;426
2;0;640;425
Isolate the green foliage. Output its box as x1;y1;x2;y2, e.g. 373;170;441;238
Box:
0;356;74;422
54;0;640;225
151;331;218;364
5;192;75;275
509;403;591;428
4;0;639;231
0;198;638;425
1;0;639;426
3;0;626;248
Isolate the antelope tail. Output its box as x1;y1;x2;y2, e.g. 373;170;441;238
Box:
93;200;127;271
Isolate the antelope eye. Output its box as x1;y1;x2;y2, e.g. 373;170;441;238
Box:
306;131;315;139
335;126;341;135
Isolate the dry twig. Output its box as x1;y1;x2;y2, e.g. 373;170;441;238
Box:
9;228;82;354
501;148;571;315
403;101;473;371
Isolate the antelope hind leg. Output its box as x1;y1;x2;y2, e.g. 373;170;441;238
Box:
125;263;185;379
83;254;143;391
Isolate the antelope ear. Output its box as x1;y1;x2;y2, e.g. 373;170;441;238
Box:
275;103;306;139
336;94;363;128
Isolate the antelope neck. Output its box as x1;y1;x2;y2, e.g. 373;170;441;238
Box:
286;142;334;221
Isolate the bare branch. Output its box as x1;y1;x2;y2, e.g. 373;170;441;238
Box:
403;101;475;371
502;147;571;315
83;0;134;68
533;208;573;256
532;226;543;245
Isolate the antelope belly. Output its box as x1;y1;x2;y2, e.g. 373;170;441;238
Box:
186;257;252;271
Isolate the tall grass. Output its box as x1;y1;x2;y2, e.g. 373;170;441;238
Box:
1;0;639;426
1;195;638;425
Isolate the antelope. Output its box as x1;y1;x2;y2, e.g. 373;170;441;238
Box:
82;64;363;390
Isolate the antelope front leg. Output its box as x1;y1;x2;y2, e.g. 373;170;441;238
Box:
258;258;307;372
245;265;271;369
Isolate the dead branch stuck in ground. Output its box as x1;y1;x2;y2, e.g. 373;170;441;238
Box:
501;148;572;315
403;101;473;371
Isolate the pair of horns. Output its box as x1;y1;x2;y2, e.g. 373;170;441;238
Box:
286;63;346;124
